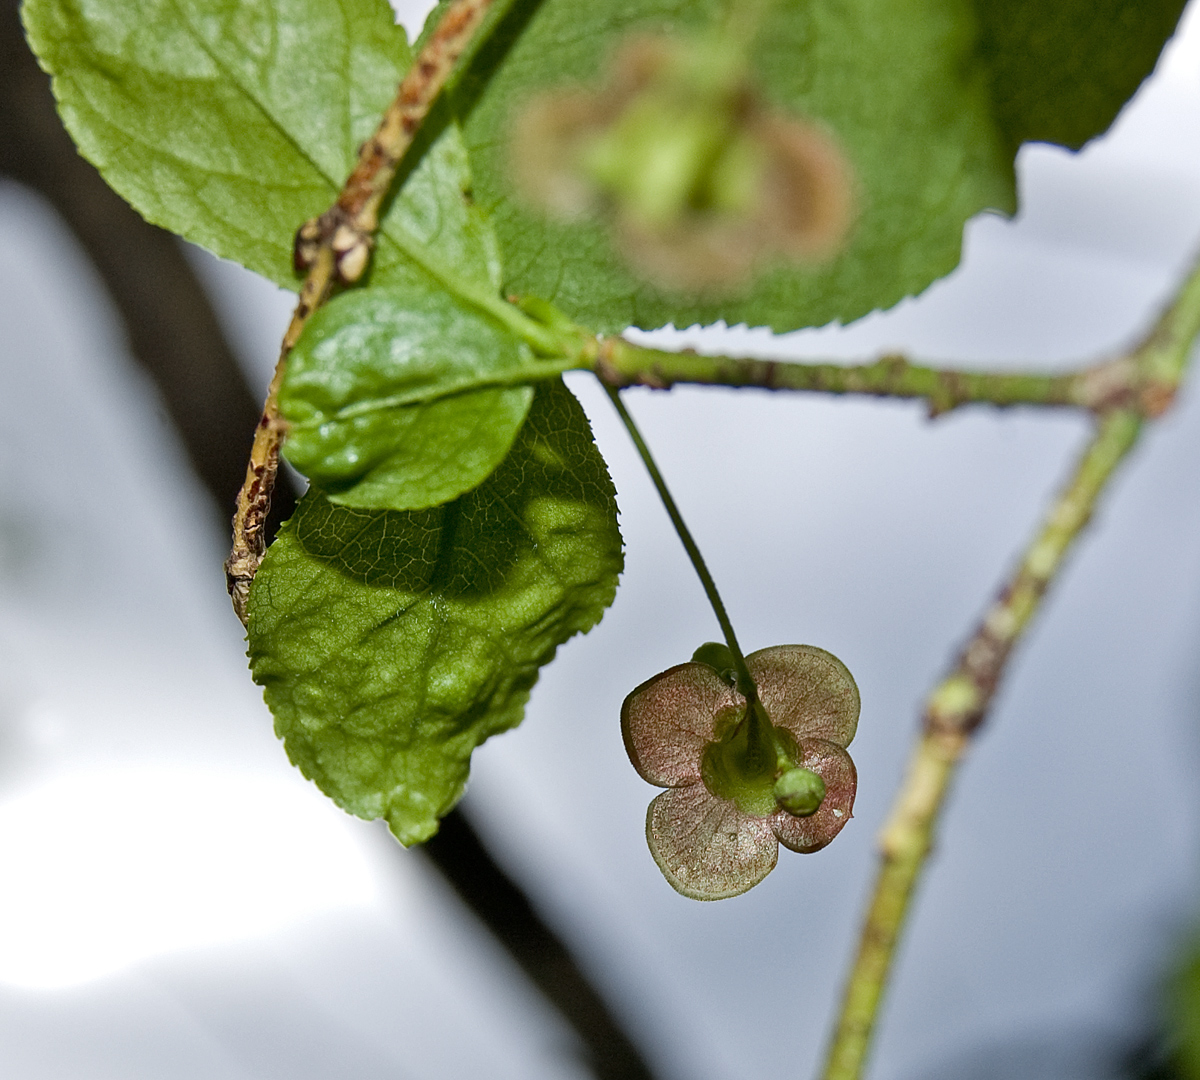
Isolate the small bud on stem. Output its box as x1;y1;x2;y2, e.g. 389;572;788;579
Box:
775;767;827;817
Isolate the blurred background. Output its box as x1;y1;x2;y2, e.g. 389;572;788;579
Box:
3;1;1200;1077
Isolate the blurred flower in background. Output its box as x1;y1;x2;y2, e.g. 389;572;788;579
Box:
510;31;854;292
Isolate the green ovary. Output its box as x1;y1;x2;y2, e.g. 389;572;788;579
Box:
700;702;821;818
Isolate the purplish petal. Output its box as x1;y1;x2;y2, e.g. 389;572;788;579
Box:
749;645;859;747
622;663;740;787
772;739;857;853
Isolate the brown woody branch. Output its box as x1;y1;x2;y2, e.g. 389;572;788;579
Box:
224;0;500;624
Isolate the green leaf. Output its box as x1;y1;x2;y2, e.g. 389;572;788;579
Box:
280;281;536;509
247;379;623;845
372;102;505;293
448;0;1007;333
22;0;499;293
974;0;1188;151
441;0;1183;334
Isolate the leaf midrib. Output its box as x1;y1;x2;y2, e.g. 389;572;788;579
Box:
166;0;352;203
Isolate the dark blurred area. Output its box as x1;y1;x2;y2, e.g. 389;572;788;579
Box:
0;2;652;1076
0;0;265;525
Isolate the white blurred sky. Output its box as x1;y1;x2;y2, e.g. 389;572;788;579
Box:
3;2;1200;1078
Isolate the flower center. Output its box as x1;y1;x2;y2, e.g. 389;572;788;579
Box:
581;94;764;229
700;699;826;818
576;32;768;231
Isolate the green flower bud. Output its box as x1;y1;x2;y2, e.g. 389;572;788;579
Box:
774;767;826;817
691;641;738;685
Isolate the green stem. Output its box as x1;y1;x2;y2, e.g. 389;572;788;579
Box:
1131;250;1200;402
593;252;1200;414
820;410;1141;1080
228;0;512;622
598;338;1084;413
820;250;1200;1080
603;385;757;699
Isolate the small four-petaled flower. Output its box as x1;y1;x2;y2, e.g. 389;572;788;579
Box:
622;644;859;899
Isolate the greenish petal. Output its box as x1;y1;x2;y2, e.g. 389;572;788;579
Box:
621;662;738;787
772;739;857;854
646;783;778;901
